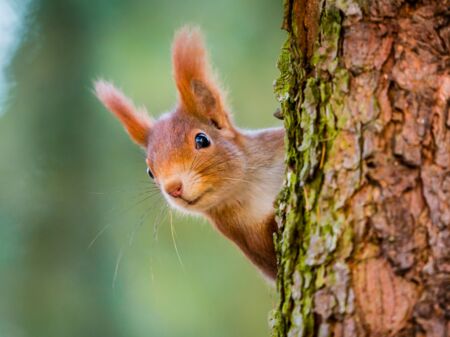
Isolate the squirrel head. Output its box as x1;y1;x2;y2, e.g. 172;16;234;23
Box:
95;26;247;213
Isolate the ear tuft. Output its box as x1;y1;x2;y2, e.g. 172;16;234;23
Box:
94;80;151;147
172;26;230;129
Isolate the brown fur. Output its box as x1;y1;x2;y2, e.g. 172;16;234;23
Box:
209;200;279;279
95;81;151;147
95;26;285;280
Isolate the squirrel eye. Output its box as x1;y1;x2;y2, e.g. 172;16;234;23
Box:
195;133;210;149
146;167;154;179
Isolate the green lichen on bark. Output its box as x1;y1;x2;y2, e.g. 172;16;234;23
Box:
272;3;347;337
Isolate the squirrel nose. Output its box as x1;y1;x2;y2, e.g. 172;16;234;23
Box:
165;180;183;198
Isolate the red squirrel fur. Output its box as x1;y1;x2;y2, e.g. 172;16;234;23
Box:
95;27;285;279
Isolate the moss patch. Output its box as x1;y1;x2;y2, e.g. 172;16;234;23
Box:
272;4;350;337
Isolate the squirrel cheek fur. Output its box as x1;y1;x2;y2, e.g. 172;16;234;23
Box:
94;26;285;280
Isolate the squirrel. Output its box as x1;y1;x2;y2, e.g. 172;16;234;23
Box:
94;26;285;280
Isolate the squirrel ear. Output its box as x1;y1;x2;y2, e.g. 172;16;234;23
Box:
94;80;151;147
172;26;232;130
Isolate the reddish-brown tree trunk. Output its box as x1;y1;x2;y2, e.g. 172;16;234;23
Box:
272;0;449;336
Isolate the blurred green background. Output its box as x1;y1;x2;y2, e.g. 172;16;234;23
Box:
0;1;284;336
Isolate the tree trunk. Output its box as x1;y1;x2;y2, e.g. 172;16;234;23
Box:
271;0;450;336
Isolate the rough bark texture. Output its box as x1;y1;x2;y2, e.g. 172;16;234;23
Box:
271;0;450;336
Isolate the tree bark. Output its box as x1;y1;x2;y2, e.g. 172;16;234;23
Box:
271;0;450;336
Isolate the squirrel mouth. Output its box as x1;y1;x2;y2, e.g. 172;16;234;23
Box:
182;189;212;206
